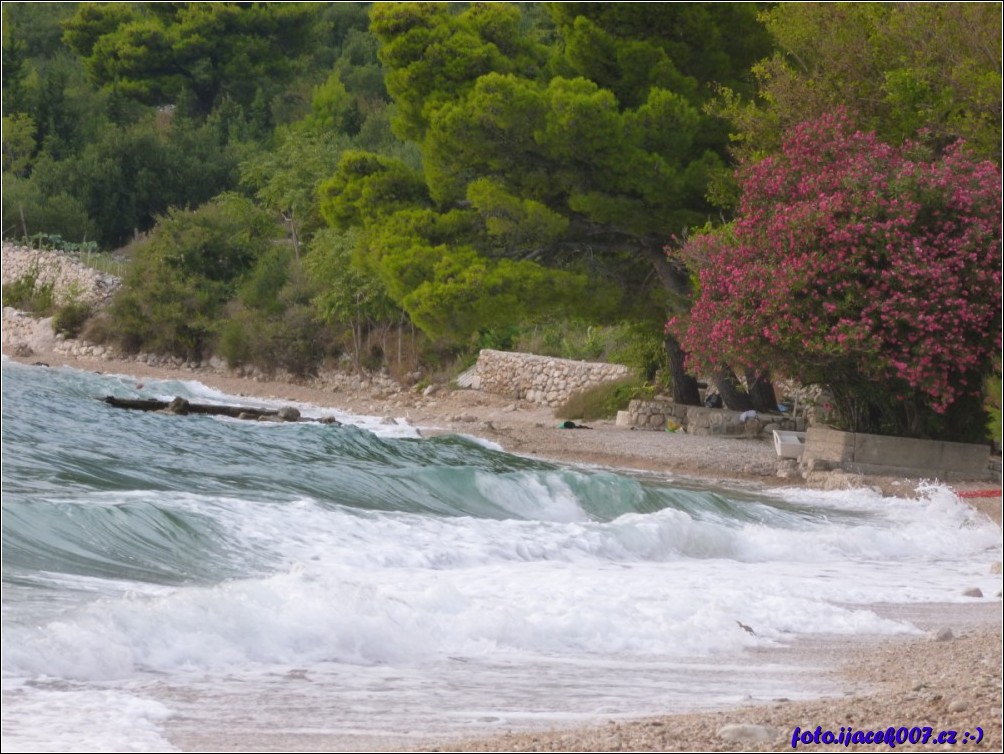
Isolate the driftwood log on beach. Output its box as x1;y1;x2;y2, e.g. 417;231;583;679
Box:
102;396;341;424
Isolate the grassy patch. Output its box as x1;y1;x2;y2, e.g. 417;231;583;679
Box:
1;269;55;314
555;377;654;421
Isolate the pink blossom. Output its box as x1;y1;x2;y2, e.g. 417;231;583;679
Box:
668;110;1002;432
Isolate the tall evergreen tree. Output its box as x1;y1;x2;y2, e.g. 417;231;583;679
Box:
322;2;773;402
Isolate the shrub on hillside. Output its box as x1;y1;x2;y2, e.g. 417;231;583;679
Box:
1;269;55;314
219;304;329;378
52;301;93;338
106;195;276;359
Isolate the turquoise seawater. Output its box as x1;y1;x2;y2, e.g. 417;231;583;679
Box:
2;359;999;751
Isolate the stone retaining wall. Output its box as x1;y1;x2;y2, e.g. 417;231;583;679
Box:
615;397;802;437
2;243;121;307
615;398;687;430
473;349;630;407
801;426;992;481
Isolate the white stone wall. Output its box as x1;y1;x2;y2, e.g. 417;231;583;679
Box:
474;348;631;407
1;243;121;307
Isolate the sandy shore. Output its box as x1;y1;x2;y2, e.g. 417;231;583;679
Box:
3;341;1002;753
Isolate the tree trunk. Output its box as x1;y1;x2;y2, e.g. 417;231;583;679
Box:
713;367;779;412
642;242;702;406
745;368;778;412
713;367;754;411
641;241;691;297
643;240;778;409
665;335;701;405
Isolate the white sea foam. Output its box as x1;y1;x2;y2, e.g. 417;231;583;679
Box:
0;680;175;753
451;433;506;452
4;482;998;684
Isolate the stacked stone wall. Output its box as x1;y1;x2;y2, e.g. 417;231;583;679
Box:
473;349;630;407
2;243;120;307
615;398;802;437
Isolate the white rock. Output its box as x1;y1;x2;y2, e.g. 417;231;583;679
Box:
933;627;954;642
718;723;774;743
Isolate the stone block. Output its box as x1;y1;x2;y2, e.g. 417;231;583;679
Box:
802;426;856;464
802;426;991;479
854;433;940;468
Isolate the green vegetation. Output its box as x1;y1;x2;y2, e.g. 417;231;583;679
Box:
2;2;999;437
52;299;92;337
715;3;1002;166
555;378;653;422
107;194;277;358
2;268;55;314
986;363;1003;445
514;321;667;383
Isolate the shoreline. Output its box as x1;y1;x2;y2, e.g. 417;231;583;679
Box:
431;603;1001;753
3;344;1002;752
5;343;1001;522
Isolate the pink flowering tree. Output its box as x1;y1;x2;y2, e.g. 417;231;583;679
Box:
670;111;1002;439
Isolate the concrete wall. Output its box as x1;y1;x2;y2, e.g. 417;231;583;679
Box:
474;349;630;407
801;426;991;480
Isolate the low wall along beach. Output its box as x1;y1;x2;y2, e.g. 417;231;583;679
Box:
473;348;630;408
801;425;992;481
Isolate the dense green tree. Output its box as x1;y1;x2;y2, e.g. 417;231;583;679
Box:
305;72;362;136
2;2;111;160
548;3;768;108
64;2;320;115
2;114;37;177
219;245;329;376
716;3;1002;164
2;7;30;115
240;127;349;258
370;2;549;142
326;2;772;397
1;173;97;244
25;113;239;247
319;147;603;342
318;150;431;230
108;194;277;357
331;26;388;103
306;227;399;368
